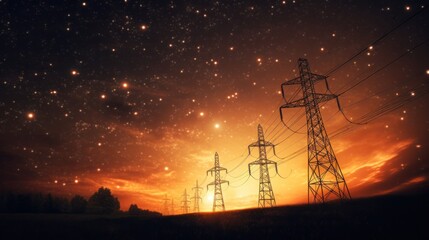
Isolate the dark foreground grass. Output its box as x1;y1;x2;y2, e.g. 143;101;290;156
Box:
1;192;428;240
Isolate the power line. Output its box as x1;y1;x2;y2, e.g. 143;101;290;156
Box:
336;38;429;125
227;154;250;174
264;99;286;133
184;5;427;204
325;7;427;76
229;175;251;188
278;84;427;157
338;37;429;96
272;169;293;179
275;82;429;165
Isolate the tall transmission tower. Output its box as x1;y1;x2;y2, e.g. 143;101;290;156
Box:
207;152;229;212
181;189;190;214
248;124;279;208
279;58;351;203
191;180;202;213
163;194;170;215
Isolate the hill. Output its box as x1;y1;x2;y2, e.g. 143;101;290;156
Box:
1;192;428;240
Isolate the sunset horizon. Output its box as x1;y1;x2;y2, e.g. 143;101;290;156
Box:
0;1;429;214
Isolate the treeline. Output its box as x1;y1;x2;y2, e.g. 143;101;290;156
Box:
0;187;160;217
0;192;70;213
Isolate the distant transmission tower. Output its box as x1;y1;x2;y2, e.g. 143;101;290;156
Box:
163;194;170;215
191;180;202;213
181;189;190;214
248;124;279;208
207;152;229;212
279;58;351;203
170;199;175;215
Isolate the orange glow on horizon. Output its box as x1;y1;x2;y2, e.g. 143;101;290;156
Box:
16;92;426;213
2;1;428;218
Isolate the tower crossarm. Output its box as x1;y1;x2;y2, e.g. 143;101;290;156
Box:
310;73;329;83
280;93;337;109
281;77;301;86
206;180;229;190
248;159;278;177
313;93;337;103
248;141;276;155
219;179;229;185
248;141;275;148
281;73;326;86
280;98;306;108
206;166;228;175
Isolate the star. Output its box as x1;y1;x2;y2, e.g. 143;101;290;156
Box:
27;112;35;119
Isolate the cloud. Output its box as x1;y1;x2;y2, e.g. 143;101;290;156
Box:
348;136;429;197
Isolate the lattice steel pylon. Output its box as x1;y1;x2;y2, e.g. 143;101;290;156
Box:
170;199;175;215
181;189;190;214
207;152;229;212
191;180;202;213
248;124;279;208
163;194;170;215
279;58;351;203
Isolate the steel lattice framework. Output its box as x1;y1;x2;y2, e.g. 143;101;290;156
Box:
207;152;229;212
248;124;278;208
280;58;351;203
191;180;202;213
163;194;170;215
181;189;190;214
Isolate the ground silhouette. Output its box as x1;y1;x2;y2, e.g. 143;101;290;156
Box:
0;190;427;240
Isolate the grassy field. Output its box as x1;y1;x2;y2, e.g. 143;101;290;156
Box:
1;192;427;240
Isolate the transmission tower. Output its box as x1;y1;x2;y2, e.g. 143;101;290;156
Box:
248;124;279;208
181;189;190;214
279;58;351;203
163;194;170;215
191;180;202;213
170;199;175;215
207;152;229;212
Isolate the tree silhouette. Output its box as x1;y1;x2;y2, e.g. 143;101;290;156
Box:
70;195;87;213
43;194;69;213
128;204;162;217
87;187;120;214
128;204;139;214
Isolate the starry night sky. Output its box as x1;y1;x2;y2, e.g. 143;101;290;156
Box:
1;0;429;212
